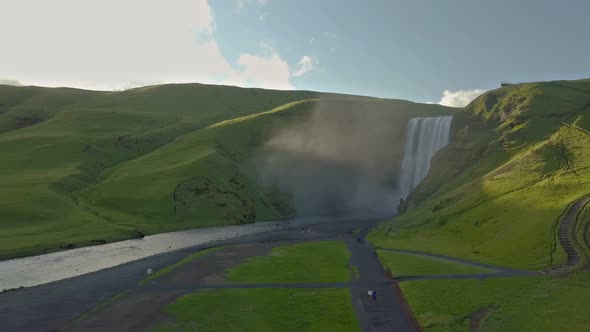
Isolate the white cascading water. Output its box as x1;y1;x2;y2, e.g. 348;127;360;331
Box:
398;115;453;200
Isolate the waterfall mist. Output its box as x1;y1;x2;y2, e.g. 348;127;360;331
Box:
254;99;453;219
255;100;408;218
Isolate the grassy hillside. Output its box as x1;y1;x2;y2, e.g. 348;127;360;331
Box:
0;83;452;259
370;78;590;270
399;271;590;332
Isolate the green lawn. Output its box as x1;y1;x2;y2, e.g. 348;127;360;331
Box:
140;247;222;285
376;250;493;277
226;241;352;283
156;288;360;332
399;271;590;332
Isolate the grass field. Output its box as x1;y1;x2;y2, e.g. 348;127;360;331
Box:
0;83;453;259
370;79;590;270
227;241;352;283
156;288;360;332
399;271;590;332
376;250;493;277
150;241;358;331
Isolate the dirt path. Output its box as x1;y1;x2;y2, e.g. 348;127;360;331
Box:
469;305;498;332
543;193;590;274
347;239;416;331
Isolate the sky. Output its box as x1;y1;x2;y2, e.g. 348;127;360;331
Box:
1;0;589;107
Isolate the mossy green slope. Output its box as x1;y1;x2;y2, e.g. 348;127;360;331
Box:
399;271;590;332
371;78;590;270
0;84;452;259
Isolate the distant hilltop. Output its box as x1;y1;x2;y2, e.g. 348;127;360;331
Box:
500;81;527;86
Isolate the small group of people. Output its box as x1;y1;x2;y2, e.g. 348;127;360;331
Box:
367;289;377;300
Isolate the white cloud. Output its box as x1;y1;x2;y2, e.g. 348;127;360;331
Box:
236;0;266;11
292;56;314;77
322;31;337;39
0;0;296;91
230;51;293;90
438;89;486;107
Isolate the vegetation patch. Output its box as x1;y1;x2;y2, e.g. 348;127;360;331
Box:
226;241;352;283
156;288;360;332
400;272;590;331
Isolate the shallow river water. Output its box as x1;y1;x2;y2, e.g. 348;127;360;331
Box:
0;221;292;291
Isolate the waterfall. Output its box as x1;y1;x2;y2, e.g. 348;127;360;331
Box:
398;115;453;200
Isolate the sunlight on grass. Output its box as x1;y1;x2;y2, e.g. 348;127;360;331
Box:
399;272;590;332
156;288;360;332
226;241;352;283
377;250;493;277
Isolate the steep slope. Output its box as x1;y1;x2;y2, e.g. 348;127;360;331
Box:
370;78;590;270
0;84;324;259
0;84;453;259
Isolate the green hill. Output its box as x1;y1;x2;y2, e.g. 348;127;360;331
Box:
0;83;452;259
369;78;590;331
370;78;590;270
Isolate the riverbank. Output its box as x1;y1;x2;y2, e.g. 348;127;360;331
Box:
0;217;386;331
